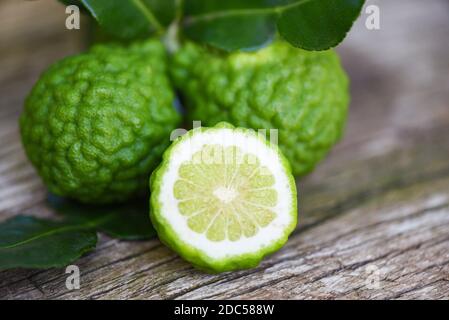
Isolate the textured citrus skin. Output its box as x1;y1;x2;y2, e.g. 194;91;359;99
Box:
149;122;297;273
171;41;349;176
20;40;180;203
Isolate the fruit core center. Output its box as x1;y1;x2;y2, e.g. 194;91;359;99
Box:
213;186;238;203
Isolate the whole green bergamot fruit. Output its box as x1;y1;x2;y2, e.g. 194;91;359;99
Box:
20;39;181;203
171;41;349;176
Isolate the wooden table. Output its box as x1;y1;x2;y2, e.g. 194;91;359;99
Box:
1;0;448;299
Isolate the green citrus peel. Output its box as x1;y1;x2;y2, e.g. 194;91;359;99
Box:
171;40;349;176
20;39;180;203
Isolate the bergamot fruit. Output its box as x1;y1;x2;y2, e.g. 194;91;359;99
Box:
150;122;297;273
20;39;180;204
171;41;349;176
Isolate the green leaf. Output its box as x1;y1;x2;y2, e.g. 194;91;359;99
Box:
143;0;177;26
62;0;363;51
47;195;156;240
182;0;365;51
98;202;157;240
277;0;365;50
0;195;155;270
81;0;166;39
183;0;278;51
0;216;97;269
184;11;276;52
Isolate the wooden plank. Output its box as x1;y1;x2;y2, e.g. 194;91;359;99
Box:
0;0;448;299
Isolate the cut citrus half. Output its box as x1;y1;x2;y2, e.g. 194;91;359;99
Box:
150;122;297;273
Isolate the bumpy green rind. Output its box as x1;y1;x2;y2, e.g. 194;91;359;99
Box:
20;39;181;203
170;41;349;176
149;122;298;273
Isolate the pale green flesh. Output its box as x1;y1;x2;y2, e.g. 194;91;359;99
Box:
173;145;277;242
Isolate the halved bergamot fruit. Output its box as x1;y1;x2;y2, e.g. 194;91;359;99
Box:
150;122;297;273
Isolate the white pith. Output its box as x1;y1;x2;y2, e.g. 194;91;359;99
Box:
158;128;295;260
213;186;238;203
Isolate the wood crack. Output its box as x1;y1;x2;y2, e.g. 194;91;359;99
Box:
84;256;180;300
295;166;449;235
386;279;447;299
82;243;163;277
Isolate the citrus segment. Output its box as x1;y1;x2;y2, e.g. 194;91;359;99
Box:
174;144;277;242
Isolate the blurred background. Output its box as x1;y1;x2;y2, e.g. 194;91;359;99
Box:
0;0;448;299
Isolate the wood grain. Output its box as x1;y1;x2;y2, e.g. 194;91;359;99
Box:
0;0;448;299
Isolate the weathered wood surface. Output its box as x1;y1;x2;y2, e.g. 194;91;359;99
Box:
1;0;448;299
